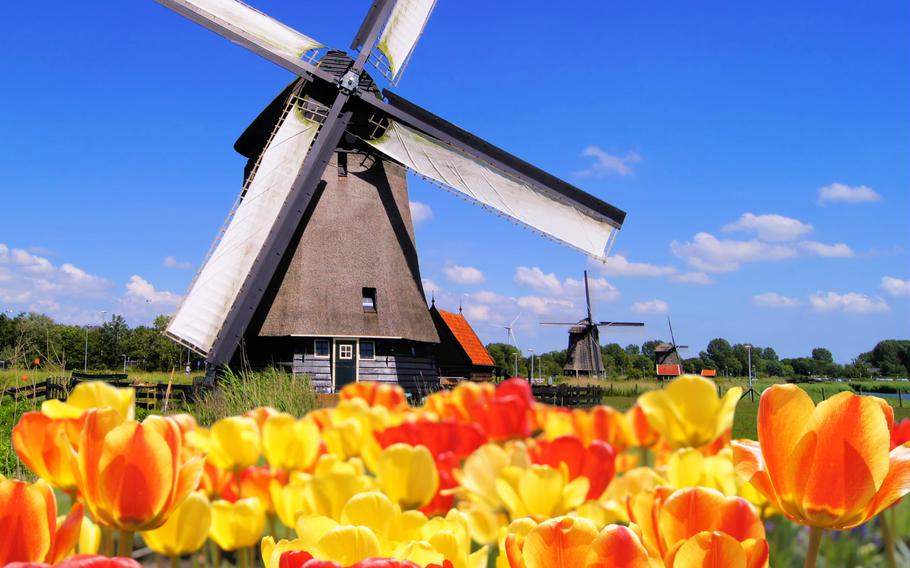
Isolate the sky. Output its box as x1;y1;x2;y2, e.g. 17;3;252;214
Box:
1;0;908;363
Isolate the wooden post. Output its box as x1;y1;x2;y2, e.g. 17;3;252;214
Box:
898;390;903;408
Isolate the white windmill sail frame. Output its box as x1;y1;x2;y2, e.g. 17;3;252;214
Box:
167;100;320;355
164;0;324;60
375;0;437;82
366;120;619;260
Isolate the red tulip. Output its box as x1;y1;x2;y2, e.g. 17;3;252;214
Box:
530;435;616;499
0;479;83;565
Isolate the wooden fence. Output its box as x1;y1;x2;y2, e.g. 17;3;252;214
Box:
531;384;605;408
1;375;205;411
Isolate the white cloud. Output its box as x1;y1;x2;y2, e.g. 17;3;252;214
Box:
463;304;492;322
422;279;441;297
470;291;506;304
515;266;619;301
723;213;813;242
631;299;669;314
670;271;713;285
163;256;193;269
752;292;802;308
574;146;641;177
670;232;797;272
0;243;110;305
516;295;575;317
809;291;889;314
124;275;182;307
594;255;677;277
409;201;433;224
443;264;485;284
818;183;882;205
881;276;910;298
799;241;855;258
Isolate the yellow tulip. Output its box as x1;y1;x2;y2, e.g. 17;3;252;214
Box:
638;375;740;449
264;523;382;567
78;515;101;554
142;491;212;556
375;443;439;509
209;498;265;551
666;447;738;496
495;464;589;520
262;413;320;472
323;419;364;461
188;416;261;471
42;380;135;421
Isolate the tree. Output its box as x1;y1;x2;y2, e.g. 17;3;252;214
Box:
641;340;662;363
811;347;833;364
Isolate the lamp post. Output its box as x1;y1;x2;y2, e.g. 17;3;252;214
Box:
744;344;755;402
529;348;535;383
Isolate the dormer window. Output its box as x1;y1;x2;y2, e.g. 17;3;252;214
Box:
362;287;377;313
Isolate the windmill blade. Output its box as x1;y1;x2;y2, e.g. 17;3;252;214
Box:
358;92;626;260
166;94;323;355
667;316;677;347
509;313;522;327
595;321;645;327
583;270;593;323
540;322;582;326
354;0;437;84
155;0;337;86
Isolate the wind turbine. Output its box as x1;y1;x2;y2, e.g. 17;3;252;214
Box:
501;313;521;376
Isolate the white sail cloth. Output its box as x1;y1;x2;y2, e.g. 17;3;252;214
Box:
377;0;436;80
366;120;617;260
164;0;322;59
167;103;320;355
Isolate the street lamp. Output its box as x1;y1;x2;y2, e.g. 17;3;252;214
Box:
744;344;756;402
529;348;535;383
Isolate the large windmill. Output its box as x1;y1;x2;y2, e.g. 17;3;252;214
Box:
154;0;629;391
542;271;642;378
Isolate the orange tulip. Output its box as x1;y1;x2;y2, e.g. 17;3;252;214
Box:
75;408;204;531
504;516;650;568
0;479;84;565
340;381;408;411
13;412;82;493
627;486;767;566
529;435;616;499
732;386;910;530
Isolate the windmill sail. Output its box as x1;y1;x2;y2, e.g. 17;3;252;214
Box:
155;0;329;80
365;120;619;260
167;97;321;355
374;0;436;82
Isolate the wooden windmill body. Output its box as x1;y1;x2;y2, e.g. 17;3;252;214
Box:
154;0;630;391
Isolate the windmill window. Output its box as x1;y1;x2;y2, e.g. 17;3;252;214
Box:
359;340;375;360
362;288;377;312
314;340;330;358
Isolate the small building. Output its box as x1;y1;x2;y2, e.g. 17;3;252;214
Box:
655;342;684;380
430;304;495;381
701;369;717;378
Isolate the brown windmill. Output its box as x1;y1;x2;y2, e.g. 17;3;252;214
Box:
542;271;643;378
154;0;630;391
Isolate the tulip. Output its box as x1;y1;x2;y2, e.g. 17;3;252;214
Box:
245;406;281;428
892;418;910;449
638;374;741;449
375;444;439;510
238;466;288;513
210;498;266;551
626;486;768;567
529;435;616;499
78;516;101;555
9;555;144;568
42;381;135;421
495;464;588;520
141;491;212;557
13;411;81;493
75;408;204;532
733;387;910;530
187;416;261;471
503;516;650;568
340;381;408;411
0;479;84;565
263;413;321;471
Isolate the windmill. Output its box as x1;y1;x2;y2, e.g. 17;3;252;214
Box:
154;0;629;391
501;313;521;377
655;317;688;380
542;271;643;378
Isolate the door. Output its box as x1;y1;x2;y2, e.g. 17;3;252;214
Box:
334;340;357;391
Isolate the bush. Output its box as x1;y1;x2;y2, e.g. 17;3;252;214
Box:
193;368;317;425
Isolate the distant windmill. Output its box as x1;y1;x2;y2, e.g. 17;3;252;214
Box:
655;317;688;380
542;271;643;378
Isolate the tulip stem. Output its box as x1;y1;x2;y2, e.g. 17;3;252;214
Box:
238;547;249;568
805;526;823;568
170;555;180;568
103;527;115;557
880;511;897;568
117;530;134;558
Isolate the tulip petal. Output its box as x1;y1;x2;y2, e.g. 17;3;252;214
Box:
521;516;598;568
756;385;815;503
0;480;55;565
316;526;380;566
864;443;910;521
731;440;783;514
49;503;85;564
741;538;770;568
658;487;726;547
667;531;748;568
585;524;650;568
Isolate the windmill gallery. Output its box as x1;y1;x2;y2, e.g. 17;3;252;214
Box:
156;0;630;392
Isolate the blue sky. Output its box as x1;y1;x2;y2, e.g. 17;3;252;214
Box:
1;0;907;362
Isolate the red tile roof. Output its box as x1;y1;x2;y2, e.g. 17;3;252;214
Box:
436;309;495;367
657;364;683;376
701;369;717;377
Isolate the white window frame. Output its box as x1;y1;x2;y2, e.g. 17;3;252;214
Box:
314;339;330;359
338;343;353;360
359;340;375;360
